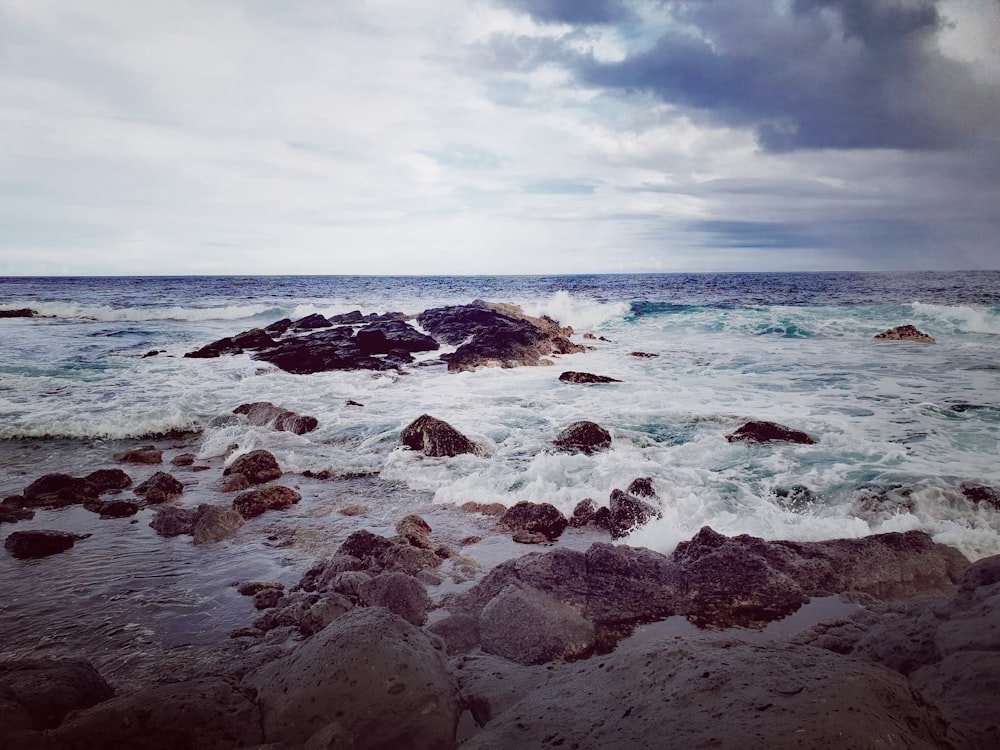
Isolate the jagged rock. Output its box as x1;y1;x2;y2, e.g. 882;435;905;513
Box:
0;308;37;318
49;676;262;750
774;484;819;512
134;471;184;504
417;300;583;372
626;477;656;498
630;351;659;358
91;499;140;519
84;469;133;493
237;581;285;597
4;530;89;559
253;327;389;374
552;421;612;455
184;327;277;358
245;607;460;748
170;453;196;467
400;414;479;457
874;324;936;344
192;504;245;543
253;588;285;610
558;371;621;384
496;501;568;541
355;320;439;354
396;514;433;548
21;474;97;508
233;402;319;435
726;420;816;445
0;658;113;730
232;486;301;519
224;449;282;485
960;482;1000;510
608;488;660;539
358;572;432;625
113;445;163;464
480;582;596;665
291;313;332;330
336;530;441;576
264;318;292;336
568;497;597;527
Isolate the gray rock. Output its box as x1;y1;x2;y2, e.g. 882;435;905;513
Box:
149;506;200;537
427;614;481;655
232;485;301;519
0;658;113;730
400;414;480;457
245;607;459;748
552;420;611;455
359;572;433;626
193;504;245;543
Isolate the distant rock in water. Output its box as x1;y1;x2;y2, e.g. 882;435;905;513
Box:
5;530;90;559
0;308;37;318
184;327;278;358
233;401;318;435
113;445;163;464
133;471;184;504
873;324;936;344
224;449;282;485
726;420;816;445
558;371;621;384
400;414;480;457
553;421;612;455
496;501;568;542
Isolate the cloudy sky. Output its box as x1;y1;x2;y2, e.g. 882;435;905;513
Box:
2;0;999;275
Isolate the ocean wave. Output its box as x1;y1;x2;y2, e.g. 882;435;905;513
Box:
15;301;284;323
911;302;1000;334
522;290;630;330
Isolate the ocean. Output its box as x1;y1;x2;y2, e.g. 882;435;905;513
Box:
2;272;999;680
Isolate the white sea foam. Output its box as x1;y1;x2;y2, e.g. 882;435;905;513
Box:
17;300;282;323
521;290;630;331
911;302;1000;335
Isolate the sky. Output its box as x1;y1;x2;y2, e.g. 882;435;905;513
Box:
1;0;999;275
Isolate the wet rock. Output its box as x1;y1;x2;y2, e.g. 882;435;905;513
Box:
149;506;200;537
396;514;433;548
725;420;816;445
84;468;133;493
426;613;481;656
237;581;286;597
216;473;252;493
224;449;282;485
0;308;37;318
850;484;916;521
459;501;506;516
184;327;277;358
291;312;332;330
874;324;936;344
774;484;819;512
233;401;319;435
568;497;597;527
4;530;90;559
193;504;245;543
0;658;113;730
552;420;612;455
558;371;621;384
0;497;34;524
50;676;262;750
254;588;285;610
496;501;568;541
264;318;292;336
400;414;479;457
134;471;184;504
417;300;583;372
630;350;659;358
245;607;460;748
254;327;389;374
232;485;301;519
90;499;140;519
113;445;163;464
21;474;97;508
170;452;196;467
608;488;660;539
960;482;1000;510
626;476;657;498
359;572;433;626
355;320;439;354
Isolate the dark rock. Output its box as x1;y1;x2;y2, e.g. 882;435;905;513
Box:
558;371;621;384
496;501;568;541
774;484;819;512
170;453;196;467
479;582;595;665
233;401;318;435
874;324;936;344
400;414;479;457
850;484;916;521
359;572;433;625
4;530;89;559
426;613;481;655
50;676;262;750
338;529;397;562
184;327;277;358
253;326;389;374
396;514;433;548
216;473;251;493
512;530;549;544
626;476;657;498
253;588;285;610
592;505;611;529
237;581;285;597
232;486;301;519
334;530;441;575
224;449;282;485
245;607;460;748
328;310;408;324
192;504;245;543
0;308;37;318
149;506;200;537
113;445;163;464
21;474;97;508
629;351;659;358
93;499;140;519
133;471;184;503
0;504;34;524
726;420;816;444
0;658;113;730
141;349;164;358
960;482;1000;510
291;312;331;330
568;497;597;527
355;320;439;354
417;300;583;372
264;318;292;336
84;468;133;492
553;420;611;454
608;488;660;539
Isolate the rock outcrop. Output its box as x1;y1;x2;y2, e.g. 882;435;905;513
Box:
149;504;244;543
553;420;612;454
400;414;480;457
874;324;936;344
558;371;621;384
0;308;37;318
232;401;318;435
0;658;113;732
495;501;568;542
726;420;816;445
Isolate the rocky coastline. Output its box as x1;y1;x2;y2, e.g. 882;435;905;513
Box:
2;307;996;749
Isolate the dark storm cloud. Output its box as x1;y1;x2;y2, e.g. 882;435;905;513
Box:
687;220;822;249
500;0;631;25
495;0;995;152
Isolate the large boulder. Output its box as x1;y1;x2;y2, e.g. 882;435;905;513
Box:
184;327;277;358
495;501;568;542
400;414;480;457
552;420;612;455
417;300;583;372
608;487;660;539
874;324;936;344
21;474;98;508
223;449;282;486
0;658;113;730
245;607;460;748
726;420;816;445
358;572;432;626
253;327;389;374
149;506;200;537
4;530;89;559
232;401;318;435
192;505;245;544
133;471;184;504
355;320;439;354
232;486;301;519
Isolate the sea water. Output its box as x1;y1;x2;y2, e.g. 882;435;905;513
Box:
1;273;998;679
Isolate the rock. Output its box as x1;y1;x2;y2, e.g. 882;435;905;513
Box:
511;530;549;544
170;453;196;467
4;530;89;559
192;504;245;543
0;308;37;318
133;471;184;503
626;476;657;498
149;506;200;537
461;637;961;750
479;582;595;665
21;474;97;508
184;327;277;358
496;501;568;541
113;445;163;464
417;300;584;372
253;588;285;610
237;581;285;597
552;420;612;455
245;607;460;748
426;613;481;655
608;488;660;539
0;658;113;730
400;414;479;457
874;324;936;344
233;401;318;435
216;474;251;493
291;312;332;330
850;484;916;521
253;327;389;374
630;350;659;358
459;501;506;516
774;484;819;512
725;420;816;444
395;514;433;548
49;676;262;750
338;529;397;561
232;486;301;519
568;497;597;527
91;499;140;519
558;371;621;384
355;320;439;354
264;317;291;335
224;449;282;485
0;504;34;524
84;468;133;493
359;572;433;625
960;482;1000;510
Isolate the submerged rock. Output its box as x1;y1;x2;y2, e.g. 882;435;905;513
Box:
726;420;816;445
232;401;318;435
553;420;612;455
558;371;621;384
113;445;163;464
150;504;243;543
4;530;90;559
400;414;480;457
874;324;936;344
21;474;98;508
